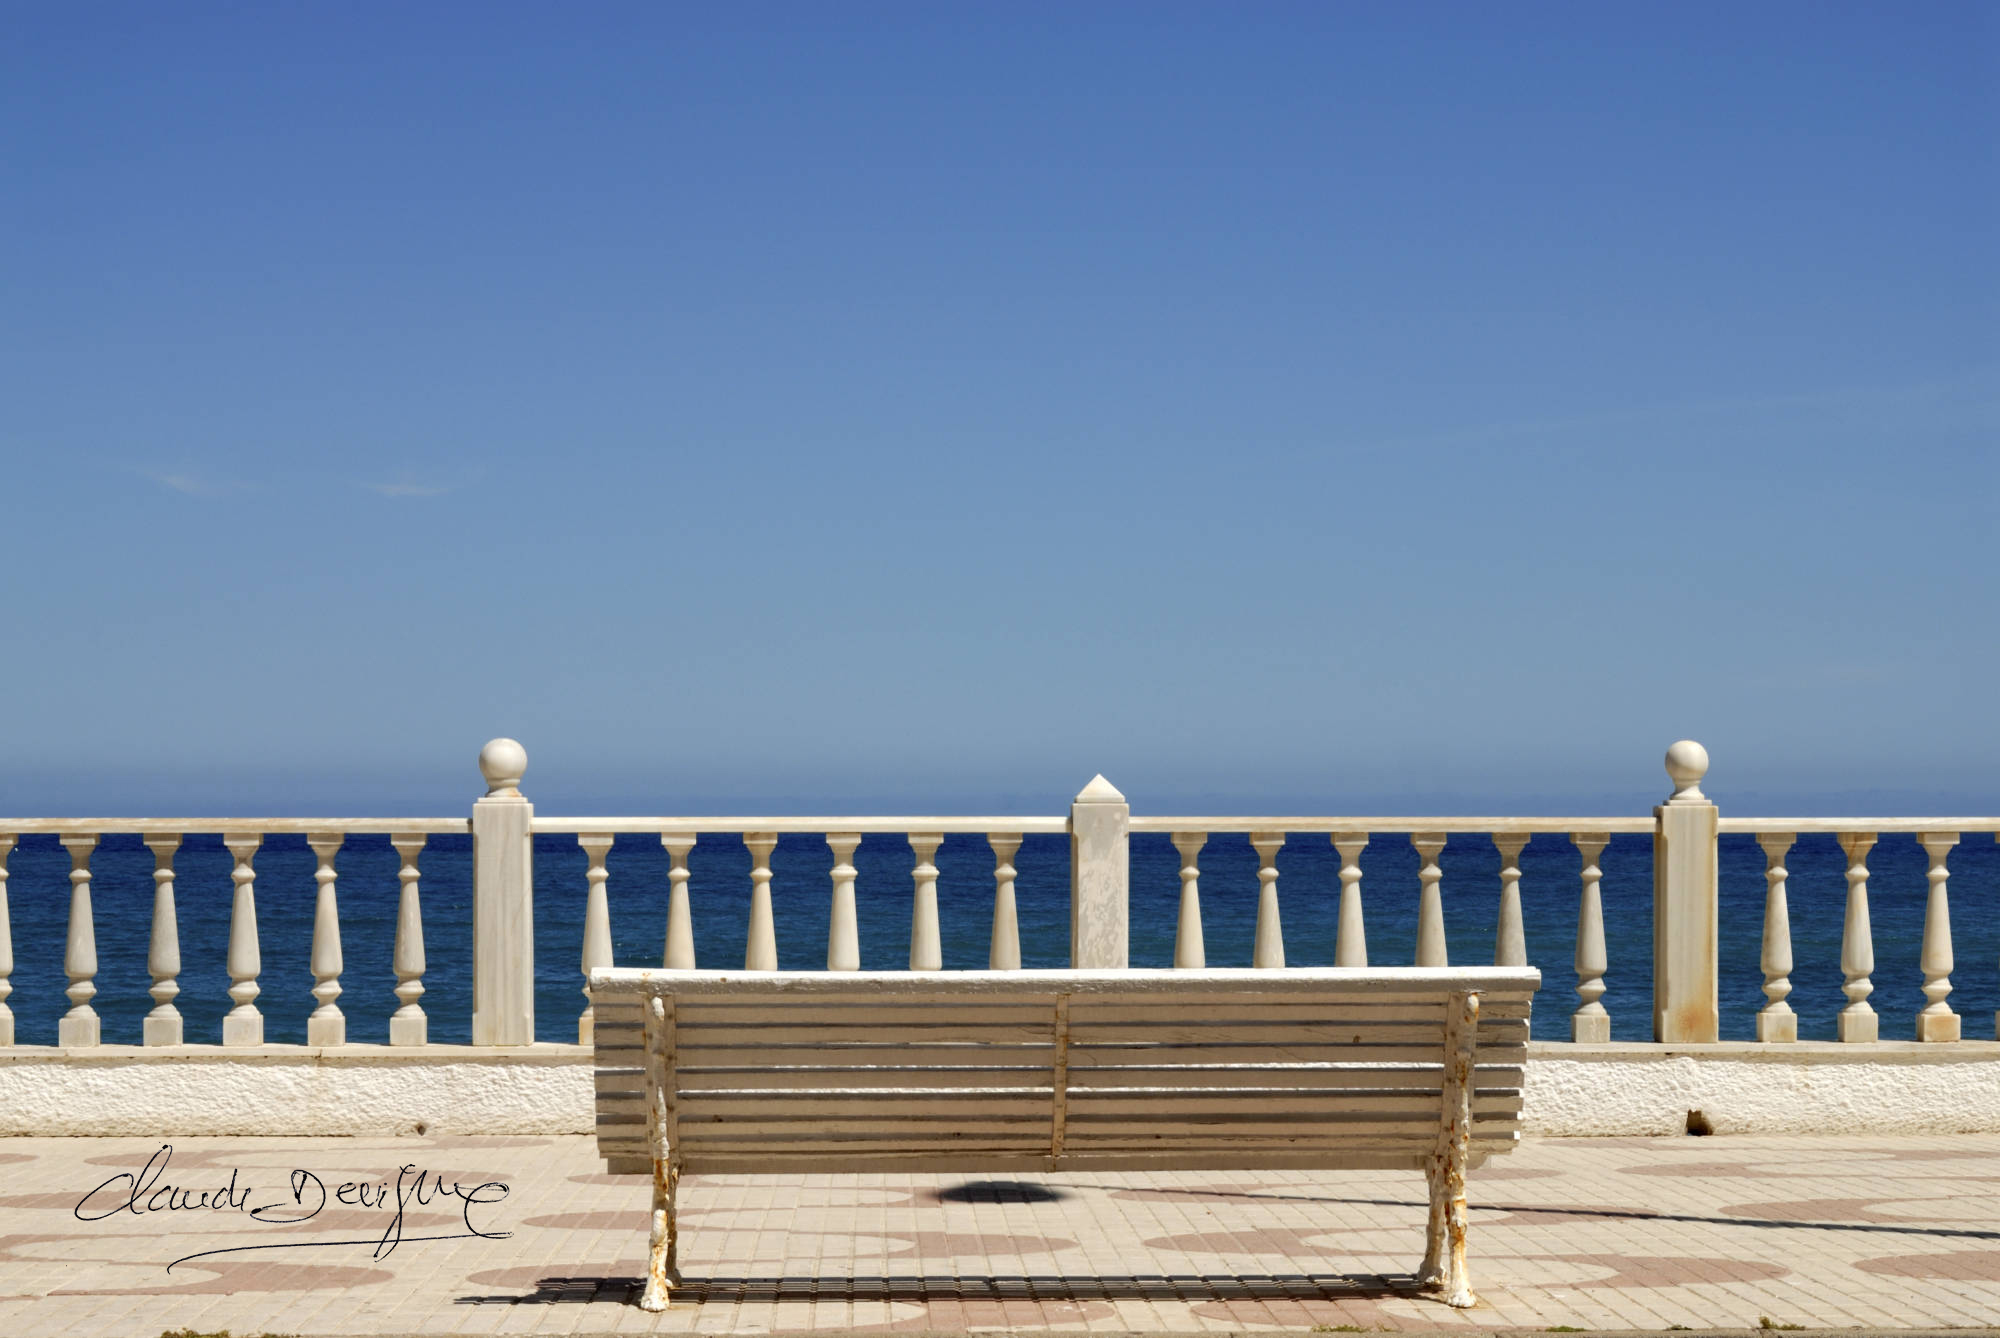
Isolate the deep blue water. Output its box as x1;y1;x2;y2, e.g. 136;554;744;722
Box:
3;829;1995;1045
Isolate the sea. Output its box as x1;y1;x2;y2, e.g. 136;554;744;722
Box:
3;829;1996;1045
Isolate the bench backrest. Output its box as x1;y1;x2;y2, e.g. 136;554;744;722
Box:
591;967;1538;1176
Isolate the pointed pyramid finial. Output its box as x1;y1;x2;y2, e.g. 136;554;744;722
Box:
1074;774;1125;803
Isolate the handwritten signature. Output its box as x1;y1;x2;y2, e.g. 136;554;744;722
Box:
74;1143;511;1271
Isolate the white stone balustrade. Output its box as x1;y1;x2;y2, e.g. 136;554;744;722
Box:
744;833;779;971
222;834;263;1046
58;835;98;1047
826;833;862;971
1917;832;1958;1043
1250;831;1285;968
1170;832;1206;969
908;833;944;971
1411;832;1448;968
1755;833;1796;1044
1837;832;1878;1044
1570;832;1611;1043
389;834;428;1046
306;833;346;1047
661;835;695;969
0;835;12;1047
578;834;615;1043
1493;835;1528;968
988;833;1023;970
2;739;1997;1051
143;834;182;1046
1332;835;1368;967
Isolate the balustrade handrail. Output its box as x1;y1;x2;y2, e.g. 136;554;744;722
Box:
1128;816;1655;834
531;816;1067;834
0;818;467;835
1718;817;2000;833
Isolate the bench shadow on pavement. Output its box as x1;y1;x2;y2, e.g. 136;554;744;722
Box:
459;1272;1428;1306
455;1185;2000;1307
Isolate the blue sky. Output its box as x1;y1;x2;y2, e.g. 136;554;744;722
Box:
2;2;1994;816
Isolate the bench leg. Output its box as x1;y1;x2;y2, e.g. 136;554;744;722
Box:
1421;988;1478;1308
1434;1150;1473;1308
639;1158;681;1311
1421;1131;1476;1306
1418;1160;1446;1288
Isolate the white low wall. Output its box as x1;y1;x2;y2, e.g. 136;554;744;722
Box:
0;1045;593;1137
4;1041;1999;1139
1524;1040;2000;1136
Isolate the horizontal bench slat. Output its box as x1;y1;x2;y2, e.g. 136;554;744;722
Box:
663;1064;1523;1093
663;1087;1518;1112
658;1042;1527;1068
676;1002;1061;1026
1066;1019;1529;1046
670;1150;1439;1174
677;1043;1055;1067
658;1114;1522;1141
642;997;1537;1023
1070;1064;1525;1090
1070;1042;1527;1066
609;1146;1504;1175
597;1096;1524;1128
1067;1091;1522;1116
1063;1126;1522;1146
678;1022;1056;1045
675;1066;1055;1090
675;1127;1055;1145
1066;1111;1519;1134
640;1013;1535;1041
681;1095;1053;1119
1071;1000;1531;1023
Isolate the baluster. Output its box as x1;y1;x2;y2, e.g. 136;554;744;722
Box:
1837;832;1878;1043
578;834;615;1043
1170;832;1206;968
389;835;428;1046
306;833;346;1046
1411;832;1448;967
143;835;183;1045
57;835;100;1046
909;833;943;971
826;833;862;970
1917;832;1960;1043
744;833;778;970
1333;835;1368;966
1250;831;1285;968
1754;833;1796;1043
1570;832;1610;1042
0;835;15;1047
1492;834;1528;967
661;835;696;968
222;834;263;1046
988;833;1023;970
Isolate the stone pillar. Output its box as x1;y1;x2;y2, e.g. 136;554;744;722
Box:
471;738;535;1046
1652;740;1719;1043
1069;775;1128;968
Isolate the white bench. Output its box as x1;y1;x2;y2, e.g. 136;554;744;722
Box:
589;965;1538;1311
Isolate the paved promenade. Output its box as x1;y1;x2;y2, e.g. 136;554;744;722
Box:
1;1132;1995;1335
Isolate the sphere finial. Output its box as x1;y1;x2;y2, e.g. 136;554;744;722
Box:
479;738;527;797
1663;740;1709;804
